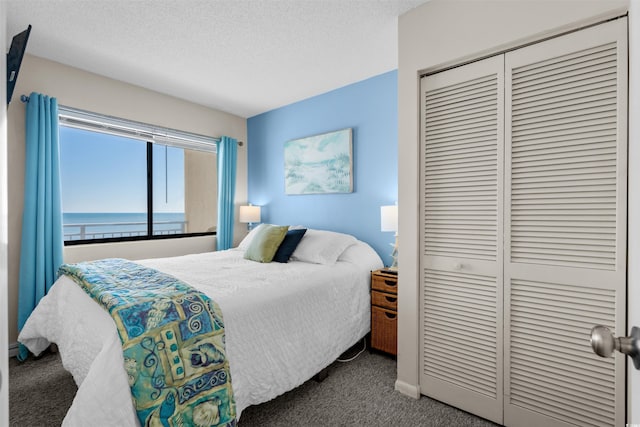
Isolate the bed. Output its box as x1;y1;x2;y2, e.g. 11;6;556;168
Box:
18;227;383;426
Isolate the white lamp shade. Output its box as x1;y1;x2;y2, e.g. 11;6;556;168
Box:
380;205;398;232
239;205;261;223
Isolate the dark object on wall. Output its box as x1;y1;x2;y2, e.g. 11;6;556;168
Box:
7;25;31;105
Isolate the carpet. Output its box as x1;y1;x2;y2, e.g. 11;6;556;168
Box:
9;347;498;426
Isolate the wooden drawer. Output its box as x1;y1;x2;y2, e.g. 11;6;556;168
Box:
371;290;397;310
371;306;397;355
371;273;398;294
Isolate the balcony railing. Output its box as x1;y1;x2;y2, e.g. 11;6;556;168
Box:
64;220;187;241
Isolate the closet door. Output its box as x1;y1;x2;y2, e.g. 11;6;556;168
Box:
420;56;504;424
504;18;627;427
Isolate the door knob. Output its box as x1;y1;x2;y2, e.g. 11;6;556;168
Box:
590;325;640;370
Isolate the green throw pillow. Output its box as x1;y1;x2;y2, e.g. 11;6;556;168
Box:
243;224;290;263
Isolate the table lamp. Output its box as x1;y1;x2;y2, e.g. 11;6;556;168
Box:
380;204;398;270
239;204;261;231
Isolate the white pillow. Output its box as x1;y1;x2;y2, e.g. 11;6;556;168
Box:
338;240;384;271
290;229;357;265
237;223;267;250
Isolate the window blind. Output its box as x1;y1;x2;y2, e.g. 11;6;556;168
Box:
58;105;219;153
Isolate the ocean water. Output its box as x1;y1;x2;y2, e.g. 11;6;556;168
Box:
63;212;186;240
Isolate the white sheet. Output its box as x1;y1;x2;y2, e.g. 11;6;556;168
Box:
19;243;382;426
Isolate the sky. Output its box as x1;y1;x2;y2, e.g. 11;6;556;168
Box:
59;126;185;214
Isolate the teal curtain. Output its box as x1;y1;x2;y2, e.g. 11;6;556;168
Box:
17;92;64;360
216;136;238;250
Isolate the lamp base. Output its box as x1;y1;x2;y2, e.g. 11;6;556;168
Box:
388;233;398;271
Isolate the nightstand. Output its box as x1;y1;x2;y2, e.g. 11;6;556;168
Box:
370;269;398;356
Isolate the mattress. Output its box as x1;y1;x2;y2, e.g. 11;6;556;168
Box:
19;242;382;426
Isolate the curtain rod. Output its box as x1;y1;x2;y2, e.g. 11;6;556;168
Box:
20;94;243;146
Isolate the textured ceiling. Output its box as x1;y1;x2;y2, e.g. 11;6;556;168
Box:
6;0;428;118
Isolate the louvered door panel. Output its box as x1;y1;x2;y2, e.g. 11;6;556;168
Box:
423;269;498;397
510;279;616;426
424;73;498;261
420;55;504;424
504;19;627;427
510;40;618;270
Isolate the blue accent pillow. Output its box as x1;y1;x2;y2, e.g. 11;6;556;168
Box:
273;229;307;263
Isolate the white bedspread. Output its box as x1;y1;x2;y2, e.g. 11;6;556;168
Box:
19;244;382;426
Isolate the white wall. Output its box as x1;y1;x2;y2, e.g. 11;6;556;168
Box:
397;0;633;413
185;150;218;233
628;0;640;419
1;2;10;423
7;54;248;345
63;235;216;264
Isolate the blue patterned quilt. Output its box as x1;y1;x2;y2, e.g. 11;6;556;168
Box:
59;258;236;427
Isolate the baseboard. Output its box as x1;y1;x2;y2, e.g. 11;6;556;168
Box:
9;342;18;358
395;379;421;399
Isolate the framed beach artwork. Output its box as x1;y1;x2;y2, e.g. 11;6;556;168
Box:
284;128;353;195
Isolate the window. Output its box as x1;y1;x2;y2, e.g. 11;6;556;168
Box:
59;107;218;244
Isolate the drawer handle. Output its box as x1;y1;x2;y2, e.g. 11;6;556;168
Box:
385;312;397;319
385;296;397;303
384;279;397;287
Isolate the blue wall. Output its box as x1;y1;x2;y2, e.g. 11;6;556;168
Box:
247;70;398;265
